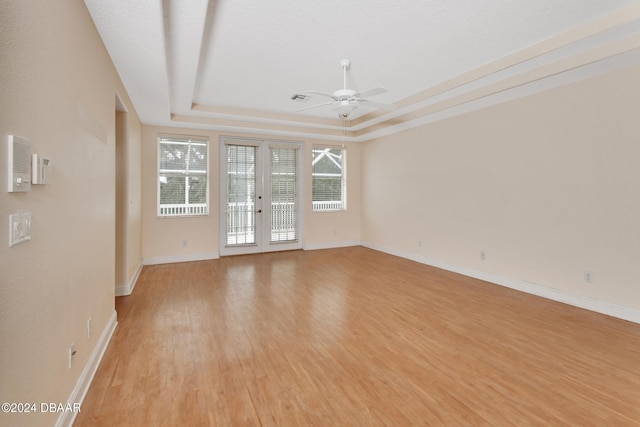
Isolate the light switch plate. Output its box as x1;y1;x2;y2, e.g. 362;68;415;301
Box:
9;212;31;247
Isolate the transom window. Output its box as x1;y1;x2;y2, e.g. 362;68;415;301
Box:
158;137;209;217
312;146;345;211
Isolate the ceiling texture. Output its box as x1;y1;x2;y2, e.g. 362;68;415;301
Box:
84;0;640;142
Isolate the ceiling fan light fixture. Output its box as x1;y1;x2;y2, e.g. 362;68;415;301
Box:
336;102;357;118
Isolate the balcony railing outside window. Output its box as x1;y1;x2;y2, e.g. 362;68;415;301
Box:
159;203;208;216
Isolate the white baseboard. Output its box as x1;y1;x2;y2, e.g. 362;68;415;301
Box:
115;263;143;296
304;240;362;251
56;310;117;427
362;241;640;325
143;251;219;266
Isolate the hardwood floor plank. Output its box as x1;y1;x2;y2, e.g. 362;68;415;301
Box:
74;247;640;426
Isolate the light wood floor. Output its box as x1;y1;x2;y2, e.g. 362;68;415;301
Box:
74;247;640;426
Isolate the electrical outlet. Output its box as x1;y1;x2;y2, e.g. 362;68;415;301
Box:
87;318;92;338
182;240;188;247
68;344;76;369
480;251;486;260
584;271;593;283
418;240;422;247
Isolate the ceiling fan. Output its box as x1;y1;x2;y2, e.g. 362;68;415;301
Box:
295;59;395;119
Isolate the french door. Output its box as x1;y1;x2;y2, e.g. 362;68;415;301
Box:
220;137;303;256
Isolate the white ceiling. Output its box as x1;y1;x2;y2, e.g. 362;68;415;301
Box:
84;0;640;141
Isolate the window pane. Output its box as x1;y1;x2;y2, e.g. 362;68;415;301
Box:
160;143;187;170
312;177;342;201
160;175;186;204
158;137;208;217
188;176;207;204
312;146;345;211
187;143;207;172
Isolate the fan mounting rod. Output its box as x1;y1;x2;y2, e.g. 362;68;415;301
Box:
340;59;351;90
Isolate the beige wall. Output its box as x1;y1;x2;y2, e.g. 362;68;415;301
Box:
362;64;640;311
0;0;142;425
116;109;143;288
141;126;361;261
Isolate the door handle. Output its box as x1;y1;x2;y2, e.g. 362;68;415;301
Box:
256;209;262;213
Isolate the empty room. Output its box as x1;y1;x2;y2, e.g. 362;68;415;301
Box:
1;0;640;426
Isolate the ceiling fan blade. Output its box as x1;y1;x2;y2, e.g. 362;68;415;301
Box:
306;90;338;100
353;86;388;98
359;99;396;110
294;101;336;112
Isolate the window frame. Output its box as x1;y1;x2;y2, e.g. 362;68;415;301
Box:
157;136;210;217
311;145;346;212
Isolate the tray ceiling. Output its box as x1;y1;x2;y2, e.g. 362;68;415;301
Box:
84;0;640;141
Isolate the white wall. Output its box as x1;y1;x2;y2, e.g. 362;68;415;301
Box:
141;126;362;262
362;64;640;313
0;1;142;425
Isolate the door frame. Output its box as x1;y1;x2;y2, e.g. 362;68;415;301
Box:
219;136;304;256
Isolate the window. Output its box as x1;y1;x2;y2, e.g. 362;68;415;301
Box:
158;137;209;217
312;146;345;211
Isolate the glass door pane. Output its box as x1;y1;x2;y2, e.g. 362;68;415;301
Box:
270;147;298;243
224;144;258;246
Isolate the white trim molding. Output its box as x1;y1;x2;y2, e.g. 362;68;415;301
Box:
143;251;219;266
55;310;118;427
362;241;640;325
115;263;143;296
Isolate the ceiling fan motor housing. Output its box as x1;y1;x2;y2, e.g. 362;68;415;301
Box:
334;89;356;101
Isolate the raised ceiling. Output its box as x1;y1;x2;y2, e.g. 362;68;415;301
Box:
84;0;640;142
